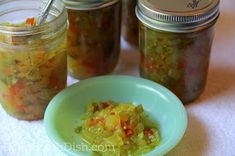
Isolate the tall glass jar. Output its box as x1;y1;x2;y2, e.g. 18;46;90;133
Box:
0;0;68;120
136;0;220;103
122;0;138;47
63;0;121;79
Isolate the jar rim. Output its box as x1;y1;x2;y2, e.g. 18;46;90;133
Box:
136;0;220;32
0;0;67;36
63;0;120;10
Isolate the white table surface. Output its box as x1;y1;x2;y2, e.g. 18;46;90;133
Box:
1;1;235;156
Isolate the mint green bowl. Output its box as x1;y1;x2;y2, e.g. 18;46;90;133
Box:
44;75;187;156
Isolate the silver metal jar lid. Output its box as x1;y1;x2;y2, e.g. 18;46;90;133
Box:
63;0;119;10
136;0;220;32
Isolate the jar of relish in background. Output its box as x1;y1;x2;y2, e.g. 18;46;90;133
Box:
136;0;220;103
122;0;138;47
63;0;121;79
0;0;68;120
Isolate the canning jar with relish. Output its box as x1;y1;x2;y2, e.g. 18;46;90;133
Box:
122;0;138;47
0;0;68;120
136;0;220;103
63;0;121;79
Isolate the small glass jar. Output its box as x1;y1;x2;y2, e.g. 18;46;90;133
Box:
64;0;121;79
0;0;68;120
121;0;138;47
136;0;220;103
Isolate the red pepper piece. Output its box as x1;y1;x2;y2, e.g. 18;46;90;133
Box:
178;60;186;69
87;119;96;127
144;128;154;137
110;112;115;115
3;67;11;76
26;17;36;26
121;121;128;130
93;105;99;113
95;117;106;127
126;129;134;137
101;102;109;108
121;121;135;137
48;75;59;89
9;81;25;96
128;122;135;130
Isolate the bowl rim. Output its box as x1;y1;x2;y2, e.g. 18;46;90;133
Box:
44;75;188;156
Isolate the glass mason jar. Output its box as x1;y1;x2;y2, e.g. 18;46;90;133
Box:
0;0;68;120
63;0;121;79
121;0;138;47
136;0;220;103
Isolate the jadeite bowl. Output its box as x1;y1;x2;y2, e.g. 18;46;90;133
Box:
44;75;187;156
